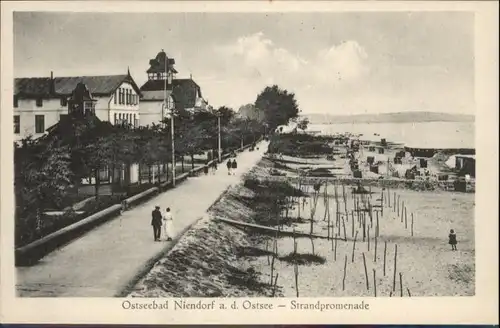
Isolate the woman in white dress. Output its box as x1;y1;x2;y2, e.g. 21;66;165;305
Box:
162;207;174;241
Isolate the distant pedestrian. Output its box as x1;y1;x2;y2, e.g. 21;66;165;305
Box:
231;159;238;174
226;159;232;175
204;161;209;175
163;207;174;241
448;229;458;251
151;206;162;241
212;160;218;174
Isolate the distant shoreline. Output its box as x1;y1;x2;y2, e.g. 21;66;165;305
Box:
310;120;475;125
303;111;475;125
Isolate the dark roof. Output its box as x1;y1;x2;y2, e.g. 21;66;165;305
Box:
15;74;142;98
140;78;202;109
147;51;178;74
14;77;52;97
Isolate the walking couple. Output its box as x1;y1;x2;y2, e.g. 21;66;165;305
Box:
151;206;175;242
226;159;238;175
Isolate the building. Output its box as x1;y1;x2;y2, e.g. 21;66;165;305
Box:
139;50;208;127
13;70;142;141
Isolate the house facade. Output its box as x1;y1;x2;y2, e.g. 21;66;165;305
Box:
13;71;142;142
139;50;208;127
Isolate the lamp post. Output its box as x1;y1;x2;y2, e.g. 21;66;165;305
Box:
163;51;176;186
214;110;222;163
217;113;222;163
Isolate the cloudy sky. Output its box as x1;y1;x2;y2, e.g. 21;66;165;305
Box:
14;11;474;115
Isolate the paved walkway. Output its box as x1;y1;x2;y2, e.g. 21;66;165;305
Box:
16;142;268;297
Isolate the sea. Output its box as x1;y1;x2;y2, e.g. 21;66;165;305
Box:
306;121;475;149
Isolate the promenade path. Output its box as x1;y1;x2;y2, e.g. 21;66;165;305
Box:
16;141;268;297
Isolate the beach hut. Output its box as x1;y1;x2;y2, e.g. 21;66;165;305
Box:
455;155;475;177
378;147;385;154
419;158;428;168
367;156;375;165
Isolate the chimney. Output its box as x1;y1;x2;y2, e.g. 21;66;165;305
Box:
50;71;55;95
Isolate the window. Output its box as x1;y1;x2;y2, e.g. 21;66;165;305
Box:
13;115;20;134
134;114;137;127
36;98;43;107
127;90;130;105
60;97;67;107
35;115;45;134
119;88;122;104
14;95;18;108
114;113;117;124
114;90;117;104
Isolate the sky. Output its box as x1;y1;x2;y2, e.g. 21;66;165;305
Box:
14;11;475;115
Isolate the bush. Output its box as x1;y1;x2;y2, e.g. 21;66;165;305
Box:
268;134;334;157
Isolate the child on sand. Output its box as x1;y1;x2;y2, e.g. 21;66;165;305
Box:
448;229;458;251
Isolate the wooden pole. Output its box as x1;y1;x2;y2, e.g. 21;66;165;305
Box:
362;253;369;290
393;244;398;292
383;241;387;276
388;187;391;208
393;192;396;212
411;213;414;236
352;231;358;263
401;200;404;223
373;269;377;297
266;240;270;265
362;213;366;241
376;210;380;237
399;272;403;297
342;255;347;291
351;211;355;237
272;273;279;297
342;217;347;241
294;262;299;297
334;234;338;261
381;190;384;217
404;207;407;229
397;195;400;216
293;228;297;255
367;228;370;251
374;235;378;262
407;287;411;297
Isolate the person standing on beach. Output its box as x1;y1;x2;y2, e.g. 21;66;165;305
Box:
448;229;458;251
162;207;174;241
212;160;218;174
226;159;232;175
151;206;162;241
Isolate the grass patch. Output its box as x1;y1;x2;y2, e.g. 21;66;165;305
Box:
236;246;275;257
279;252;327;265
268;134;334;157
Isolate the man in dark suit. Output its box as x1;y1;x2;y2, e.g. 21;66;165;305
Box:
151;206;163;241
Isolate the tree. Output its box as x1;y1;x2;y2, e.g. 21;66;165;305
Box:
15;138;74;240
297;117;309;131
216;106;236;126
254;85;300;130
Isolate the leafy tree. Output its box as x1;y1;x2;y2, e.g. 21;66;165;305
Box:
15;138;74;240
297;117;310;131
254;85;300;130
